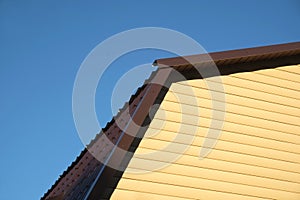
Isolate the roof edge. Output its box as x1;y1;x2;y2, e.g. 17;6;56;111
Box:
153;41;300;68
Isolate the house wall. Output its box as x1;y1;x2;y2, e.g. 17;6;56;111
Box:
110;64;300;200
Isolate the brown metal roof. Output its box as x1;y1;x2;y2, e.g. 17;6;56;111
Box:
42;41;300;200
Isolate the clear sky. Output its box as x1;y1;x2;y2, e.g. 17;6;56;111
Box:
1;1;299;199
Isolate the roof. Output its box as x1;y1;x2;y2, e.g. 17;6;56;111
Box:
42;41;300;200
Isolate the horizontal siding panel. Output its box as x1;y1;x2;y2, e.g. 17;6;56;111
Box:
126;162;300;194
121;171;300;199
165;87;300;118
154;109;300;136
255;67;300;83
160;98;300;128
231;65;300;91
131;151;300;184
114;178;273;200
150;118;300;145
186;74;300;100
277;65;300;75
137;138;300;172
111;189;192;200
175;81;300;109
145;127;300;155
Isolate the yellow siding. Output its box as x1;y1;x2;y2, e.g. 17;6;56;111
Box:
111;64;300;200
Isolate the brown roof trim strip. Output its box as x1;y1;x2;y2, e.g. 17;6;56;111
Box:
153;42;300;74
42;41;300;200
153;41;300;69
86;68;173;200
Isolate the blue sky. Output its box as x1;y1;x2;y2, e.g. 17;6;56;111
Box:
0;1;299;199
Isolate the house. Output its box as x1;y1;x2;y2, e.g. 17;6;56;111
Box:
42;42;300;200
